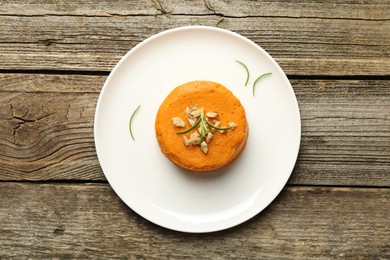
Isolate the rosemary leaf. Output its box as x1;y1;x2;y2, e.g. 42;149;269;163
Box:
176;118;201;134
252;72;272;96
200;121;207;141
129;105;140;141
199;108;207;141
236;60;250;86
205;119;233;131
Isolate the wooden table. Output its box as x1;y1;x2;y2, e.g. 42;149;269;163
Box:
1;1;389;258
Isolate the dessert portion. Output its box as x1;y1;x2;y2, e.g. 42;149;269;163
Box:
155;81;248;172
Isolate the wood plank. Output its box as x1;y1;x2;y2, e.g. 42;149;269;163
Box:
0;182;388;258
0;73;105;93
0;74;388;186
0;92;98;181
0;15;388;75
291;79;390;186
1;0;389;20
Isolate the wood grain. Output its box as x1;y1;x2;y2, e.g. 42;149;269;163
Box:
0;74;388;186
292;79;390;186
0;73;105;93
0;91;98;181
0;12;388;75
1;0;389;19
1;1;388;258
0;182;388;258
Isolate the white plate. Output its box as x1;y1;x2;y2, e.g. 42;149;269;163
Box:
94;26;301;233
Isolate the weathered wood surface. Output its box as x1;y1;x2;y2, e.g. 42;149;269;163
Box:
0;182;388;258
0;2;389;75
1;0;389;19
0;74;388;186
0;1;389;258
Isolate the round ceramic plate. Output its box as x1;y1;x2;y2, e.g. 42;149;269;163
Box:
94;26;301;233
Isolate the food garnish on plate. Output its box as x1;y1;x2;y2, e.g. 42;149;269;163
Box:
155;81;248;172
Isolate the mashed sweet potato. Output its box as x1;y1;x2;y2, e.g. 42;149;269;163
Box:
155;81;248;172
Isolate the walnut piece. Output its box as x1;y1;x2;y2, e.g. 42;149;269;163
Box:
228;122;237;129
206;132;213;143
189;132;200;145
200;141;208;154
172;117;185;127
187;117;197;126
176;106;236;153
190;108;202;118
206;111;218;118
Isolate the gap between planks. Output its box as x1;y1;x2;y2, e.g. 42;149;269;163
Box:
0;180;388;190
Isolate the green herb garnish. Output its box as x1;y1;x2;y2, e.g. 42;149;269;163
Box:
129;105;140;140
252;72;272;96
205;118;234;131
176;118;201;135
176;108;233;144
236;60;250;86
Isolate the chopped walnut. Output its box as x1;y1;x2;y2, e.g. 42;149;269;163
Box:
200;141;208;154
206;111;218;118
189;132;200;145
206;132;213;143
190;108;202;118
187;117;197;126
185;106;192;115
228;122;237;129
185;105;198;115
183;136;190;146
175;106;236;153
172;117;185;127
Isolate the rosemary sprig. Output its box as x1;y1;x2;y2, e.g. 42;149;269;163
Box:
252;72;272;96
199;109;208;141
205;119;233;131
177;108;233;142
236;60;250;86
129;105;140;140
176;118;201;134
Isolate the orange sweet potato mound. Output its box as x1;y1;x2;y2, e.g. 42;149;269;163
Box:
155;81;248;172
